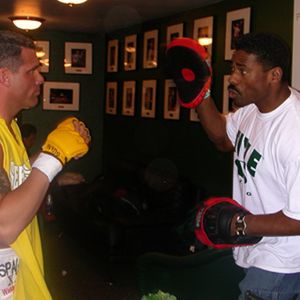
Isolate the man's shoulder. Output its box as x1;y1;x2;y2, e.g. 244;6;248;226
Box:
287;88;300;115
290;87;300;101
227;104;256;124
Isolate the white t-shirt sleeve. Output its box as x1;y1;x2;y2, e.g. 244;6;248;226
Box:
283;158;300;220
226;104;256;146
226;112;237;145
226;108;244;145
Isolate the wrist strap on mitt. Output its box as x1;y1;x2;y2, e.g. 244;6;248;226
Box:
195;197;262;249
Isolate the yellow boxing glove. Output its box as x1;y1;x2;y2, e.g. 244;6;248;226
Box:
33;117;89;182
42;117;89;165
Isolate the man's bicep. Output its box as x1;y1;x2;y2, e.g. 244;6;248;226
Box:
0;145;10;199
0;168;10;197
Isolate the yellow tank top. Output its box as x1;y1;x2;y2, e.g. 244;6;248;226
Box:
0;119;52;300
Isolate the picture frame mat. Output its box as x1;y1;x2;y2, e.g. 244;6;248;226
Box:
166;23;184;44
107;39;119;72
143;30;158;69
35;40;49;73
124;34;137;71
193;16;214;58
122;81;136;116
141;80;157;118
65;42;92;74
225;7;251;60
190;108;200;122
106;82;118;115
164;79;180;120
43;81;80;111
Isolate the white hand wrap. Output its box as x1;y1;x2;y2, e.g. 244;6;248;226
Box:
32;153;63;182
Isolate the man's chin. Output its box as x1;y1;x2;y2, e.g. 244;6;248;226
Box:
231;97;244;108
23;101;38;110
31;97;40;107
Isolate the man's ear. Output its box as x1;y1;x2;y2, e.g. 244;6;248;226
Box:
0;68;11;87
270;66;283;83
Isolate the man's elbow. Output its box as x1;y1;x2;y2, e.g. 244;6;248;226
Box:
212;138;234;152
0;226;19;247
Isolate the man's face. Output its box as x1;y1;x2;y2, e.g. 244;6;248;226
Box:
9;47;44;110
228;50;273;111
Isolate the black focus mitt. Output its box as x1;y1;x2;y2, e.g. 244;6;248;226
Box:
165;37;212;108
195;197;262;249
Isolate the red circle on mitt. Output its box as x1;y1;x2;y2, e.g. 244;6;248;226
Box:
181;68;195;82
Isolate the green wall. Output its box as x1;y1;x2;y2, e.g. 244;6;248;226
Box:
104;0;294;196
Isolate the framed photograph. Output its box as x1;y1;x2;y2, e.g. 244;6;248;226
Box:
43;81;79;111
143;30;158;69
122;81;136;116
164;79;180;120
64;42;92;74
225;7;251;60
141;80;156;118
223;75;239;114
193;16;214;60
107;39;118;72
166;23;184;45
190;108;200;122
124;34;137;71
105;82;118;115
34;40;49;73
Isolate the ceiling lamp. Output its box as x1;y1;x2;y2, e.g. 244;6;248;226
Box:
57;0;88;6
9;16;45;31
198;37;213;46
198;37;212;47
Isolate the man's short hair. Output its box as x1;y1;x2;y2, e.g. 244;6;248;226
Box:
235;32;291;82
0;30;35;72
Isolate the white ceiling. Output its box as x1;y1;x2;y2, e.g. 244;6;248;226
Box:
0;0;223;33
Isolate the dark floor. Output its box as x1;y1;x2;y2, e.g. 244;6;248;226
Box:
43;220;141;300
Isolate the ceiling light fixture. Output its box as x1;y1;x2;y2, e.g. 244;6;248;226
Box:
57;0;88;6
9;16;45;31
198;37;213;46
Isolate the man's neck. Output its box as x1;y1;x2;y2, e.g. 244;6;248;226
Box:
257;84;291;113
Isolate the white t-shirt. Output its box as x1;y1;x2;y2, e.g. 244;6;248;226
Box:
0;248;19;299
226;88;300;273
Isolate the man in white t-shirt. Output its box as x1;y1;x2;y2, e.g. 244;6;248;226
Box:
194;32;300;299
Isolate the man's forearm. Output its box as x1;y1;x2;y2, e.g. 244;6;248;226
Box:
0;169;49;246
196;97;233;151
239;211;300;237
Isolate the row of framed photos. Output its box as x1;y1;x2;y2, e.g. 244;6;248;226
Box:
106;79;181;119
35;41;92;74
105;76;236;121
34;6;251;75
107;6;251;72
39;75;236;114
